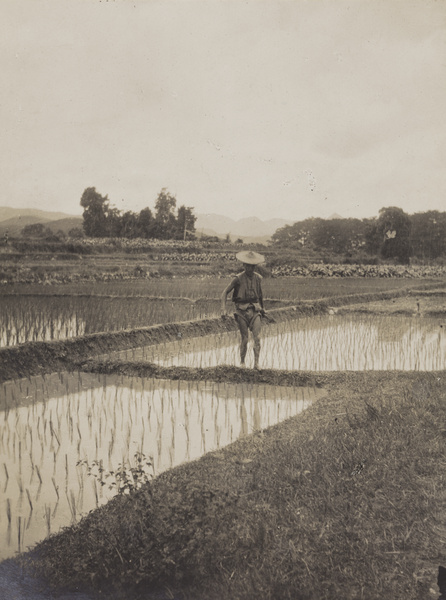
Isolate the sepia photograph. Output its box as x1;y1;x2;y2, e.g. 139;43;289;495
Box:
0;0;445;598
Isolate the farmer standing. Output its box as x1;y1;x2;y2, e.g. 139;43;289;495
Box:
221;250;266;369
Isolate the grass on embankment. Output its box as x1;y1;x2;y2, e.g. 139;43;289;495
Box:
20;370;446;600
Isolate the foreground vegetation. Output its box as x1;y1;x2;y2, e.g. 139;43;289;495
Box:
20;370;446;599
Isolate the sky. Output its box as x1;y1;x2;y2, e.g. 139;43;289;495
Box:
1;0;445;222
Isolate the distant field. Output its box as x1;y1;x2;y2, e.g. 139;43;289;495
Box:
2;275;438;300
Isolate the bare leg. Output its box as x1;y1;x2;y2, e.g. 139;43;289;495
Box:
251;314;262;369
235;315;249;366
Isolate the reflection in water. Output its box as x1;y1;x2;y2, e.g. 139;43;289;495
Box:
0;373;321;560
112;315;446;371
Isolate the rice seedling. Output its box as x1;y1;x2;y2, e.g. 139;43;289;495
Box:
16;474;23;496
26;489;33;513
66;490;77;524
0;371;320;560
124;314;445;371
35;465;42;486
17;516;23;553
51;477;59;500
44;505;51;537
2;277;439;348
6;498;11;525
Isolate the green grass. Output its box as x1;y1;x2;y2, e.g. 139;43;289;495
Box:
21;371;446;599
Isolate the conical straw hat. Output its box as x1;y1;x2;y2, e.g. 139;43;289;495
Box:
235;250;265;265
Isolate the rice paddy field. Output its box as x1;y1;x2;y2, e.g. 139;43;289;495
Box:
0;276;442;347
108;314;446;371
0;274;446;600
0;372;323;561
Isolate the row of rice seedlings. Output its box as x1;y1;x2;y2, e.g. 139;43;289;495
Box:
5;276;445;347
123;314;445;371
257;315;446;371
0;372;321;560
0;297;88;347
0;296;222;348
4;277;438;348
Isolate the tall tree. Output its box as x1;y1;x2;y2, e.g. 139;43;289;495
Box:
376;207;411;263
118;211;140;238
80;186;196;241
80;187;111;237
153;189;177;239
410;210;446;260
176;205;197;240
363;218;380;255
137;207;154;239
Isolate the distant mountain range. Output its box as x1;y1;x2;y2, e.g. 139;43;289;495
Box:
0;207;294;242
0;208;83;237
195;214;293;242
0;207;75;223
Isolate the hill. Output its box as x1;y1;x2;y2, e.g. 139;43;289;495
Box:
0;208;83;237
0;215;52;236
195;214;293;241
0;216;84;237
0;207;293;241
45;217;83;234
0;207;77;224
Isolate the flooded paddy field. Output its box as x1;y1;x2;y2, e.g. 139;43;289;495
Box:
0;281;445;599
0;371;323;560
338;289;446;316
109;313;446;371
0;295;222;347
2;277;443;348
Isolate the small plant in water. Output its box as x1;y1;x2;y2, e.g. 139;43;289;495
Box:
77;452;153;495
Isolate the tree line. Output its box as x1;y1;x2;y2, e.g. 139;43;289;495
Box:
271;207;446;263
80;187;197;240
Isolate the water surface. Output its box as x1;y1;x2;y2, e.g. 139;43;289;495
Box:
0;372;322;560
110;314;446;371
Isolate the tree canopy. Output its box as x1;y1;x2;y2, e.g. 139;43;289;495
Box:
80;187;196;240
272;217;371;255
272;207;446;263
21;223;54;238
